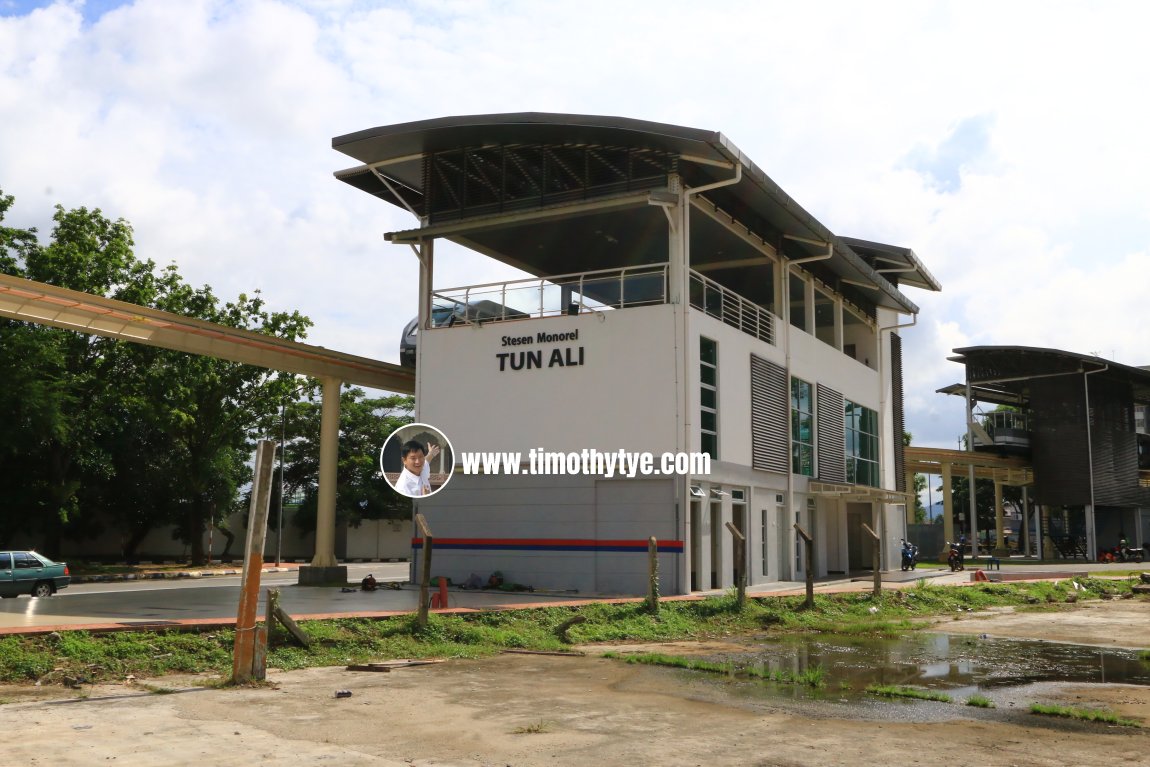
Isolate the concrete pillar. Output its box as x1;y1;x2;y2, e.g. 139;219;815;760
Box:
1022;486;1033;558
905;470;917;524
312;376;341;568
994;479;1006;554
941;462;954;558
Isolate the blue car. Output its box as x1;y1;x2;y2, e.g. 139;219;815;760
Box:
0;550;71;598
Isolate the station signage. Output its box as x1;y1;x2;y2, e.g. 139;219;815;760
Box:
497;329;584;371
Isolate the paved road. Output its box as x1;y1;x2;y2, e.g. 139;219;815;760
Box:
0;562;587;631
2;558;1140;633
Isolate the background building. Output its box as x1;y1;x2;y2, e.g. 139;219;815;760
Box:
944;346;1150;559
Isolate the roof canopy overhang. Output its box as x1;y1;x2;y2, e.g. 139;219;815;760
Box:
333;113;932;314
940;346;1150;406
0;273;414;393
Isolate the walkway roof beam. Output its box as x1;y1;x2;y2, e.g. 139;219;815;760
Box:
0;273;414;394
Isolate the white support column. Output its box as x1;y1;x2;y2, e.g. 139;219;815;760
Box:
312;375;342;568
994;478;1005;553
942;462;955;555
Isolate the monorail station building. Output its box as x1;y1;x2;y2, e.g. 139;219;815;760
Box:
942;346;1150;559
333;114;939;595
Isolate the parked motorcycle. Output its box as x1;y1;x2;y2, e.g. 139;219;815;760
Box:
1116;542;1145;563
946;541;965;572
900;540;919;571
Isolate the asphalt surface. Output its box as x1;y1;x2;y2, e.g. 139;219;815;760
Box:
0;558;1142;634
0;562;597;633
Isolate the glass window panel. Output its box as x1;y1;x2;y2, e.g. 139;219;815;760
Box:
701;410;717;432
700;337;717;365
798;413;813;442
701;387;716;409
701;366;716;386
789;273;807;330
702;433;718;458
814;288;836;347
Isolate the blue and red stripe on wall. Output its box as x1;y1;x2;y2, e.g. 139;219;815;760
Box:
411;538;684;553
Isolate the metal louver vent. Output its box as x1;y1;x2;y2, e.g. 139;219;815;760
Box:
751;355;788;473
817;383;845;482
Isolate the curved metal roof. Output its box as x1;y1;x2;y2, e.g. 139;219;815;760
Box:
333;113;932;313
943;345;1150;404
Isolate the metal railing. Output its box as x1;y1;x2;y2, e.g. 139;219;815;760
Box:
973;410;1031;450
688;270;775;345
430;263;668;326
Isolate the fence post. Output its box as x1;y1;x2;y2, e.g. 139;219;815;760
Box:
232;439;276;684
416;513;433;628
793;523;815;609
646;537;660;615
724;521;747;610
862;523;882;598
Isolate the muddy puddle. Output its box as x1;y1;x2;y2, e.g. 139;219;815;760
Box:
625;632;1150;722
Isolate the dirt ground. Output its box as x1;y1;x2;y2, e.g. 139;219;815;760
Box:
4;601;1150;766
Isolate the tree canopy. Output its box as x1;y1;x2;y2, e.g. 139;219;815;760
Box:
0;190;350;563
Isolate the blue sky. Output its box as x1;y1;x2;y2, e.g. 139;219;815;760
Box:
2;0;1149;456
0;0;124;21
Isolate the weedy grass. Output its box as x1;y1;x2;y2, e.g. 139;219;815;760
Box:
512;720;552;734
965;694;995;708
1029;703;1141;727
866;684;952;703
0;578;1139;687
602;651;826;687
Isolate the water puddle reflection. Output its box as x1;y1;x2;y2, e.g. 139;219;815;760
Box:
647;633;1150;721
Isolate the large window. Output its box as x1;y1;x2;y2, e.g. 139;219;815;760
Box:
845;400;879;487
814;287;836;348
788;273;807;331
700;337;718;459
791;377;814;476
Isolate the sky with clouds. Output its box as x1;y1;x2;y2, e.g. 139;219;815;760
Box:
2;0;1148;451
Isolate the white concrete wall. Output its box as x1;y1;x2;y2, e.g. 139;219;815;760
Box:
413;475;678;595
417;304;679;455
345;519;410;561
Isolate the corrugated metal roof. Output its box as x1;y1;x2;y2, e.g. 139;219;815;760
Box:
333;113;928;313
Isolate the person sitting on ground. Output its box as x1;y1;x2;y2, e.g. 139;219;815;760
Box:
361;573;377;591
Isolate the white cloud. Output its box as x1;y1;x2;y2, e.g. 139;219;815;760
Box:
2;0;1149;446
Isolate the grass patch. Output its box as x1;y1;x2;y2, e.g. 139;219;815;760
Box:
1029;703;1141;727
965;694;995;708
865;684;952;703
603;651;826;687
0;578;1141;688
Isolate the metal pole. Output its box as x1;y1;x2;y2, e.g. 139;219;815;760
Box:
966;382;979;558
1083;367;1108;560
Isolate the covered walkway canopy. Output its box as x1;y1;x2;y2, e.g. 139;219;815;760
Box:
0;272;414;573
904;446;1035;558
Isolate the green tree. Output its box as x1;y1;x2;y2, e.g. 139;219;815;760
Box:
904;431;927;523
0;193;140;552
0;190;311;562
282;389;415;534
